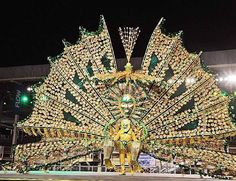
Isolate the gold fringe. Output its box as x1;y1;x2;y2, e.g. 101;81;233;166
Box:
190;138;195;144
57;129;63;138
37;128;44;135
197;137;202;144
23;127;32;135
31;127;37;136
50;128;56;137
69;131;74;138
43;128;49;138
175;138;180;145
63;130;68;137
83;133;87;139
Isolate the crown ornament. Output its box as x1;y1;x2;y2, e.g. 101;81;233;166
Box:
95;26;157;84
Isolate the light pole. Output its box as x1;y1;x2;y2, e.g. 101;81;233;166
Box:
12;89;21;145
11;87;22;161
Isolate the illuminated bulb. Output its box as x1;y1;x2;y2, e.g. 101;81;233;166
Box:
27;86;33;92
190;78;195;83
186;78;195;84
168;79;173;84
186;78;191;84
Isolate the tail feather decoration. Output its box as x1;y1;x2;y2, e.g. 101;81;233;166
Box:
13;15;236;175
118;27;140;62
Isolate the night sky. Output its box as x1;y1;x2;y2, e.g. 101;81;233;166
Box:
1;0;236;67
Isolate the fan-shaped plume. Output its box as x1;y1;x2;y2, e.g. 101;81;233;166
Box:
119;27;140;62
11;16;236;176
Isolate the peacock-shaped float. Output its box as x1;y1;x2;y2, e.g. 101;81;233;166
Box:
12;15;236;176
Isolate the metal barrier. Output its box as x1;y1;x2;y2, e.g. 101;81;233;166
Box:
40;164;188;174
45;165;107;172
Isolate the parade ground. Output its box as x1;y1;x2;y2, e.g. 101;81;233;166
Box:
0;171;235;181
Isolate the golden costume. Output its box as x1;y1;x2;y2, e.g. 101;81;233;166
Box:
12;16;236;177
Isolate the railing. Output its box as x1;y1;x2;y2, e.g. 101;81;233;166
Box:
38;165;107;172
33;164;189;174
0;162;215;177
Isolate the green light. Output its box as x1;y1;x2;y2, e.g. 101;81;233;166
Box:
20;95;29;104
234;91;236;96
